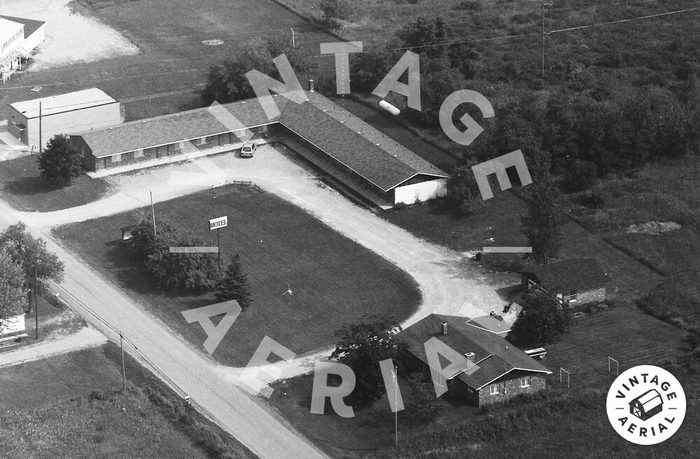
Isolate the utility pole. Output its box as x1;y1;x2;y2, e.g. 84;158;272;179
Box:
34;268;38;340
541;0;552;78
394;365;398;447
150;189;157;235
291;28;296;48
120;333;126;392
38;100;42;155
216;227;221;269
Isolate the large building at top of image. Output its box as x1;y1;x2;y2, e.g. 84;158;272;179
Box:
70;90;449;208
0;15;46;82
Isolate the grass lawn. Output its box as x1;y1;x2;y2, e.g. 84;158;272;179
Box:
383;188;662;298
0;155;110;212
0;0;336;121
267;301;689;458
54;184;421;366
0;343;253;458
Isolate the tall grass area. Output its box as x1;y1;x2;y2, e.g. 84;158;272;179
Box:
567;155;700;329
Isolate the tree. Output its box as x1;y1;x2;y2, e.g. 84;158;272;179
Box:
0;222;64;301
396;17;448;59
520;180;564;264
0;249;28;320
445;164;480;211
330;316;404;406
215;254;253;310
319;0;356;26
508;291;573;347
561;159;597;193
127;216;221;291
37;134;83;187
350;47;391;93
202;35;309;104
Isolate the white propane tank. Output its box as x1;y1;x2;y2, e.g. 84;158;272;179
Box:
379;100;400;116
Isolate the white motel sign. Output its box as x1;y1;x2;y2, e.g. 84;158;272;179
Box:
209;216;228;231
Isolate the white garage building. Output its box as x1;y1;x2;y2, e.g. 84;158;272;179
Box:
8;88;124;151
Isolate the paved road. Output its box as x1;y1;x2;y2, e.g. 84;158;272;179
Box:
0;195;328;459
0;146;511;458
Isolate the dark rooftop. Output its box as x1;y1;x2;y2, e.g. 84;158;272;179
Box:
400;314;551;390
74;91;447;191
0;15;46;39
521;258;608;293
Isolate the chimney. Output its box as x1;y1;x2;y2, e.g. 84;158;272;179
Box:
309;79;315;92
465;352;475;363
441;321;447;335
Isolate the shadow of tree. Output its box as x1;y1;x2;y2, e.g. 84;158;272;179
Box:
4;176;55;196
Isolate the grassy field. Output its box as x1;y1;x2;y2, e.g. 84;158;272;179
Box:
54;184;420;366
0;155;110;212
268;301;687;457
0;155;109;212
0;343;253;458
0;0;335;122
565;155;700;328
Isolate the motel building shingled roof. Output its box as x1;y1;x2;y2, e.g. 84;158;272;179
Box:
73;90;448;193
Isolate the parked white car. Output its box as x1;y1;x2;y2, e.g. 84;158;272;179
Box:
240;142;257;158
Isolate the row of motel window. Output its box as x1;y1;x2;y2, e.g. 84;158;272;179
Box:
489;377;532;395
107;133;250;163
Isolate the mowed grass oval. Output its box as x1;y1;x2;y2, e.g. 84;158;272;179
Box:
53;184;421;366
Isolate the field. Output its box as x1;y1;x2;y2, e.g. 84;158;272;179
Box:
0;155;111;212
0;0;336;122
267;301;687;457
0;343;253;458
53;184;421;366
383;188;662;298
564;155;700;328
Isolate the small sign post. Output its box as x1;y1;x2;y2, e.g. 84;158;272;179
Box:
209;216;228;268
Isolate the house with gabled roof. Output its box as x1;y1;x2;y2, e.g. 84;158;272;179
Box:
399;314;552;407
520;258;608;306
69;90;448;208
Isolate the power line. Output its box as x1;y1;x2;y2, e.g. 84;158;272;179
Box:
387;4;700;51
547;5;700;35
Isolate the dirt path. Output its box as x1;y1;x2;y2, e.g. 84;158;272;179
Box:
21;145;510;323
2;0;139;71
0;327;106;368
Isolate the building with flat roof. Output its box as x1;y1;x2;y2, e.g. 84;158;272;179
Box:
71;91;448;207
8;88;124;151
0;15;45;82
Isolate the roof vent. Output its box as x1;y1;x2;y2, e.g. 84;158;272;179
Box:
441;321;447;335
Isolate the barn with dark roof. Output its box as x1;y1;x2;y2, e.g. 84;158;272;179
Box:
399;314;552;407
70;90;448;208
520;258;608;305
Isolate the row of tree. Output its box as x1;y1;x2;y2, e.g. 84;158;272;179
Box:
127;216;253;309
0;223;64;320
